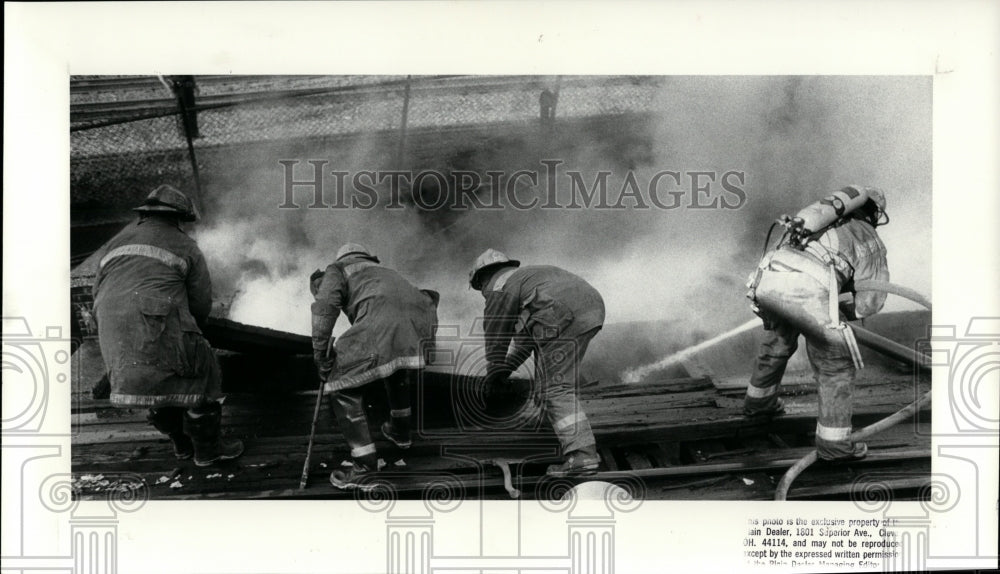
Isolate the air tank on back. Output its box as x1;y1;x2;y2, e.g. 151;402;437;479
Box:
793;185;871;236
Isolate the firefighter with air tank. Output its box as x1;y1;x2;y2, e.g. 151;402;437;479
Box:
744;185;890;461
469;249;606;477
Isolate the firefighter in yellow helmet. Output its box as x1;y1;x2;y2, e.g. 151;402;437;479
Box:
744;186;889;461
93;185;243;467
310;243;438;490
470;249;606;476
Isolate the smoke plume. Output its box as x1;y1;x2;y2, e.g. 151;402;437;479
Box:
193;76;931;379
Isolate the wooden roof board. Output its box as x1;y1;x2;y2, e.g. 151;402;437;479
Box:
69;309;932;499
71;366;930;500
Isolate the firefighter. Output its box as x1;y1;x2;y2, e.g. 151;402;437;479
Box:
469;249;605;477
93;185;243;466
744;186;890;461
311;243;438;490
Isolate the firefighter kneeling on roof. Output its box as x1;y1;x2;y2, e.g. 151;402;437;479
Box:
470;249;605;477
93;185;244;467
744;185;890;461
310;243;439;490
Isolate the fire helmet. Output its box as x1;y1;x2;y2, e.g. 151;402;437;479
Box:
469;248;520;290
133;184;198;221
336;242;380;263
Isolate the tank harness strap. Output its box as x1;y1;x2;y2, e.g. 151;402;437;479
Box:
808;241;865;370
746;222;784;314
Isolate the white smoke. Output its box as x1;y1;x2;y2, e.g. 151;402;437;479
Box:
191;76;931;373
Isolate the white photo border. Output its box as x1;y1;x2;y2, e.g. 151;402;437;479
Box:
3;2;998;573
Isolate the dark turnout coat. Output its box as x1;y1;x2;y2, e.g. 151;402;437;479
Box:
480;264;605;455
312;255;438;393
93;217;221;408
746;216;889;459
481;265;605;371
768;217;889;319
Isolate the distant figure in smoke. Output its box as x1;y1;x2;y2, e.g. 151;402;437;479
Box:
93;185;244;466
744;186;890;461
310;243;439;490
159;75;201;139
469;249;605;476
539;88;557;133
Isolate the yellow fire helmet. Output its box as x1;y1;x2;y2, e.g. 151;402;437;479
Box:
336;242;380;263
469;248;520;290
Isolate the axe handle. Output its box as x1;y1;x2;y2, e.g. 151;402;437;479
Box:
299;338;333;489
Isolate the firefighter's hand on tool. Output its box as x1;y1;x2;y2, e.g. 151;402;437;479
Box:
314;348;336;381
316;357;335;382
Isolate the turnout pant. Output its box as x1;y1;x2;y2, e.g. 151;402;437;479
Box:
535;327;600;457
329;369;412;466
147;401;225;433
745;270;858;460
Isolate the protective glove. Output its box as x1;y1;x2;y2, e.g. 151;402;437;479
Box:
505;339;534;373
313;347;336;382
482;365;513;391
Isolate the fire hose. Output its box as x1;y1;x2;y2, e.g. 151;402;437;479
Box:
774;279;932;500
854;279;932;311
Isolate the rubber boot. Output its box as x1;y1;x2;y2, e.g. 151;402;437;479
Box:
330;453;379;491
546;446;601;477
382;372;412;449
183;402;244;467
147;407;193;460
328;389;381;489
381;421;411;449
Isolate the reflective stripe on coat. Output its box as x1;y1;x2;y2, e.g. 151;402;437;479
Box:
481;265;605;369
315;256;438;393
93;218;221;407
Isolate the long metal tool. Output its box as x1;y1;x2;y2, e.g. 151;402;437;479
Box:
299;340;333;489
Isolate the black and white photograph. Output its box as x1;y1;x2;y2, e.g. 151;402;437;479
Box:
67;74;933;502
4;3;998;574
